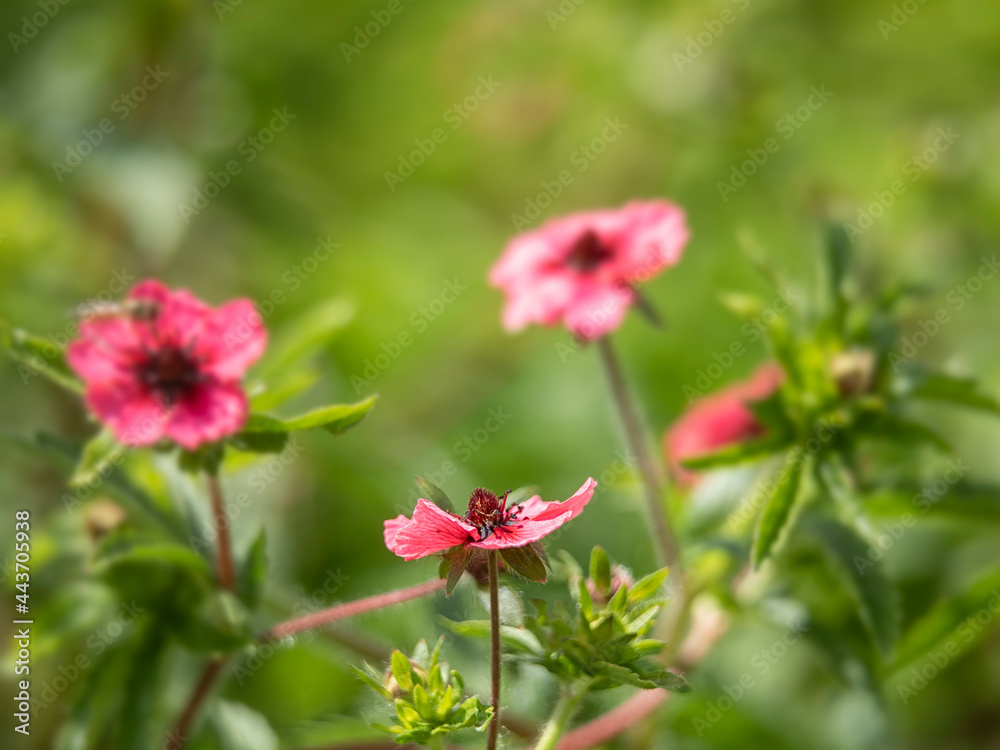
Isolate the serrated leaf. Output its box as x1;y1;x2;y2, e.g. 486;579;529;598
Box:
751;449;807;568
351;664;393;699
804;517;900;659
69;429;125;489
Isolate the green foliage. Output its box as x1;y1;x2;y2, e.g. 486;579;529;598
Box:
353;638;492;745
230;396;376;453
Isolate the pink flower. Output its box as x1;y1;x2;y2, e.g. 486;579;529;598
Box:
489;200;689;341
663;363;783;486
384;478;597;561
67;280;267;450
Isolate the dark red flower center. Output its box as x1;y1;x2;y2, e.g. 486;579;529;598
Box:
565;230;614;273
463;488;522;541
134;343;204;406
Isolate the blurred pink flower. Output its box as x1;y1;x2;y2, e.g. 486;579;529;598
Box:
384;478;597;560
663;363;783;486
67;280;267;450
489;200;689;341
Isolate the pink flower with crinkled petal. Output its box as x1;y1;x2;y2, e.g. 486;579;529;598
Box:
384;478;597;561
663;363;783;486
489;201;689;341
67;280;267;450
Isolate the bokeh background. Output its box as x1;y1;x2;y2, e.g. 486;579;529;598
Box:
2;0;1000;748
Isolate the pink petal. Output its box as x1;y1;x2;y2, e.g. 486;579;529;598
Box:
163;382;249;450
154;288;214;349
129;279;173;306
469;512;574;549
85;382;169;446
562;282;633;341
66;335;132;383
197;300;268;380
384;515;412;549
388;500;475;561
518;477;597;521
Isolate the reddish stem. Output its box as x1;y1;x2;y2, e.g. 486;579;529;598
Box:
207;474;235;591
266;579;446;640
536;689;670;750
167;658;225;750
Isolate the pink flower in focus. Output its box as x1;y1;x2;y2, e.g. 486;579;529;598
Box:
663;363;783;486
489;200;689;340
384;478;597;561
67;280;267;450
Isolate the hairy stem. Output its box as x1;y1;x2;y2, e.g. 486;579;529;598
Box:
533;683;590;750
167;658;225;750
206;473;235;591
487;549;501;750
265;579;445;640
596;337;679;568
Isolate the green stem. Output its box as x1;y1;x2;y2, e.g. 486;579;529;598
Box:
487;549;501;750
596;337;680;569
533;684;589;750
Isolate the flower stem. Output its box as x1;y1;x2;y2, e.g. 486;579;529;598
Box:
265;579;446;640
487;548;501;750
206;473;235;591
533;683;590;750
167;658;225;750
596;337;679;568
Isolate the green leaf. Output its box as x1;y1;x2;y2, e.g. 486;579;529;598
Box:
116;624;167;750
391;650;415;692
173;591;254;653
589;546;612;597
416;476;455;512
804;517;900;660
351;664;393;700
627;569;669;604
500;544;548;582
236;528;268;609
824;221;851;324
2;325;84;393
69;429;125;489
238;396;376;437
751;449;807;568
680;434;789;471
907;372;1000;415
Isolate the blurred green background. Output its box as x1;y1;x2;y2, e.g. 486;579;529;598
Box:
2;0;1000;748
